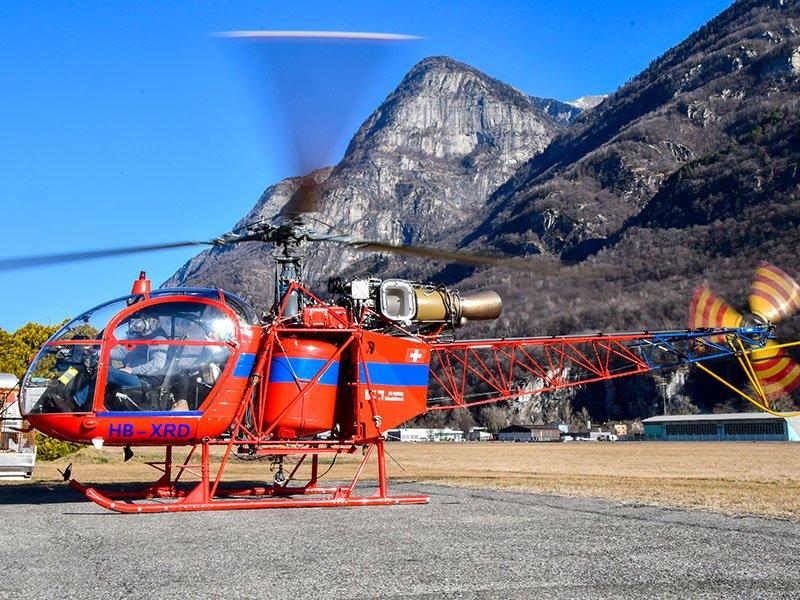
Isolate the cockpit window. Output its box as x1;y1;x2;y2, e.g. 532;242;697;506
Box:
51;296;134;342
113;302;235;342
153;289;259;325
22;343;99;414
46;289;255;345
103;301;235;412
104;343;231;412
21;291;250;415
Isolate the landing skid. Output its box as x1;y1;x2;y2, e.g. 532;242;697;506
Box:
68;440;429;513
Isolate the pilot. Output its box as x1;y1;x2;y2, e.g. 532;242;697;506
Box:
109;315;165;375
107;315;189;411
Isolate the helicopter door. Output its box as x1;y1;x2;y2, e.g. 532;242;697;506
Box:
101;301;234;413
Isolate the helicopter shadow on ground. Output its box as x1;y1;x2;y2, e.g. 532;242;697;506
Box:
0;482;118;506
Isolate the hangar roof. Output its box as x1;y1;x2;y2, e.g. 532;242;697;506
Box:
643;413;784;423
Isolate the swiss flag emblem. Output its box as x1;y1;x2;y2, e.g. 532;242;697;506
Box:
405;347;426;363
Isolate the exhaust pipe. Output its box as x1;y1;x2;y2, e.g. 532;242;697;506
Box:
457;290;502;321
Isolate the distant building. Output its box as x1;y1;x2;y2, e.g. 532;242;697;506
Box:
588;431;619;442
643;413;800;442
563;429;590;441
467;427;492;441
385;428;464;442
0;373;36;479
498;424;561;442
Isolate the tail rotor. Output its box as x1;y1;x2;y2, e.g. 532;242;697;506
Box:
749;341;800;400
749;262;800;324
746;263;800;400
689;285;743;331
689;262;800;402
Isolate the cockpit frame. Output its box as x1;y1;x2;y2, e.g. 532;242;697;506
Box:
21;288;262;445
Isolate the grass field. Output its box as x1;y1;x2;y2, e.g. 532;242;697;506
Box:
20;441;800;520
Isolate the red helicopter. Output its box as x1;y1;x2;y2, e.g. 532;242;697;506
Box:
7;205;800;513
5;33;800;512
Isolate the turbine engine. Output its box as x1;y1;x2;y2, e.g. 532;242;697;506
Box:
331;277;502;330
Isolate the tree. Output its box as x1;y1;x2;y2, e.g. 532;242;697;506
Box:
576;407;592;429
480;406;507;435
451;408;476;437
420;409;448;429
0;322;62;379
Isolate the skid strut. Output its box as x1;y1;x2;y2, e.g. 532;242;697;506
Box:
68;438;428;513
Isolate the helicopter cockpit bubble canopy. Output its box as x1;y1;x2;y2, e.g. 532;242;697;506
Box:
20;288;262;444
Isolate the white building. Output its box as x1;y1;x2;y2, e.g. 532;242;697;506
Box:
385;428;465;442
467;427;492;441
0;373;36;479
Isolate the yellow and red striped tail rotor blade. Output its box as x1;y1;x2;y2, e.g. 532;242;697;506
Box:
750;340;800;400
689;285;743;330
749;262;800;324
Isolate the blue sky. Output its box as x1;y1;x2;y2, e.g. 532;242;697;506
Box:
0;0;731;330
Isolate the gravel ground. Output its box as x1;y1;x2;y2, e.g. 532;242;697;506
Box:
1;482;799;599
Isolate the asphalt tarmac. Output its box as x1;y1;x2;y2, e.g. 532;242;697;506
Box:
1;482;799;599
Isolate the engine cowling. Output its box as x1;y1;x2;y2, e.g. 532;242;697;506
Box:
344;278;502;328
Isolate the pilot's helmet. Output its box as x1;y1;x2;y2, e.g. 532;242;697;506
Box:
128;315;161;338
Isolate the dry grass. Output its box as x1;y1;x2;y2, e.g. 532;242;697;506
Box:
380;442;800;520
21;441;800;520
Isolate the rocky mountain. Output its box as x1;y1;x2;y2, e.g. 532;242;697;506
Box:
528;97;583;125
447;0;800;418
460;0;800;326
168;0;800;421
165;56;582;305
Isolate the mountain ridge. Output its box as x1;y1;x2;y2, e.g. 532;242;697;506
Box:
165;55;585;303
167;0;800;419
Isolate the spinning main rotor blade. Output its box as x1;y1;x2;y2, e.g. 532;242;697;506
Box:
0;228;561;274
279;176;321;216
215;31;421;41
216;30;419;215
0;240;219;272
308;232;565;273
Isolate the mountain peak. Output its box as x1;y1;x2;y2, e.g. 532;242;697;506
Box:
407;55;469;72
341;55;556;162
566;95;607;110
167;55;566;302
404;55;494;81
393;55;534;111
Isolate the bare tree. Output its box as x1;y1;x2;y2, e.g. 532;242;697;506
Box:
559;400;575;427
421;409;448;429
576;407;592;429
451;408;476;437
670;394;700;415
480;406;508;435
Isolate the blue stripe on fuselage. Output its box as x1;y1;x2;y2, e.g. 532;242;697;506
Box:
359;363;429;387
268;356;340;386
97;411;202;417
232;353;256;378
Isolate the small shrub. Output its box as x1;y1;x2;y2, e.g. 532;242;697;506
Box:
34;433;81;461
